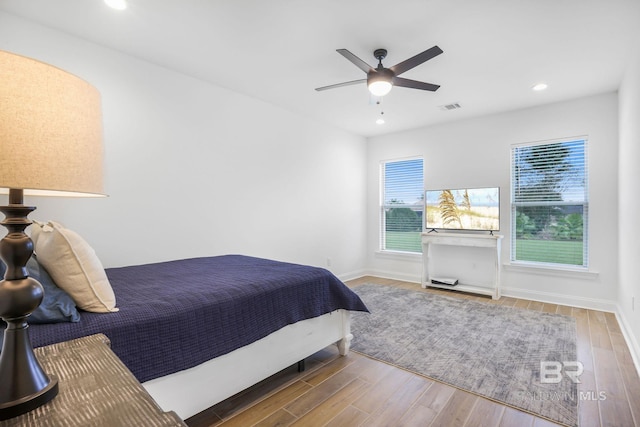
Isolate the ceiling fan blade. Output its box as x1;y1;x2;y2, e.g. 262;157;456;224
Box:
315;78;367;91
389;46;443;76
393;77;440;91
337;49;374;74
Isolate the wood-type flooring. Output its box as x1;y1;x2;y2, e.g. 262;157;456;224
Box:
186;277;640;427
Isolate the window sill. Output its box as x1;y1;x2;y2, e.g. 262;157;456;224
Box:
375;250;422;261
503;262;599;280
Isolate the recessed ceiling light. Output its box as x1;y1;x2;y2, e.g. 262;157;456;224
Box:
532;83;548;91
104;0;127;10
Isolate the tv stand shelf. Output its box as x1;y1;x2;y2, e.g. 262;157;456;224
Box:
421;232;503;299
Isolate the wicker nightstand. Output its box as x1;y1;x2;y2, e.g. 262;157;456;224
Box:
0;334;186;426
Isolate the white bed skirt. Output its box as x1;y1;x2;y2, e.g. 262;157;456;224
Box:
143;309;353;420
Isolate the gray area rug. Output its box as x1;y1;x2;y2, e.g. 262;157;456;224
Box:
350;284;578;427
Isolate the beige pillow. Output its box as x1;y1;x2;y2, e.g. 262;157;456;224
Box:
31;220;118;313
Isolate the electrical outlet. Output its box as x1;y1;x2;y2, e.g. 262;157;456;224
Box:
633;296;635;312
326;258;332;267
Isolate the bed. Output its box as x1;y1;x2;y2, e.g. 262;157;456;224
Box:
20;255;369;420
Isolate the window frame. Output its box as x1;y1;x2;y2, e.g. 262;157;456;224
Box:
510;137;589;269
379;156;424;254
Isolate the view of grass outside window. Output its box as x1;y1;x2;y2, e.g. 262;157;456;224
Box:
381;158;423;253
511;138;588;267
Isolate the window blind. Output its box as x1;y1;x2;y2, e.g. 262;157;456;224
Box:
380;158;424;253
511;138;588;267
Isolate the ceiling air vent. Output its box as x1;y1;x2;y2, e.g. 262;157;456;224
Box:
439;103;461;111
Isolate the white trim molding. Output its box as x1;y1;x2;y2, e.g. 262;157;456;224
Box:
374;250;422;261
615;306;640;378
366;268;421;284
503;262;599;280
501;286;616;313
337;269;369;283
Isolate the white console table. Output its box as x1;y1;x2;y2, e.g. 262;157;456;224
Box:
421;232;503;299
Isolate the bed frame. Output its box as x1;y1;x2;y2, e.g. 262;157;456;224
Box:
142;309;353;420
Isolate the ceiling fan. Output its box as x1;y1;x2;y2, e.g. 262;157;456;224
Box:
315;46;443;97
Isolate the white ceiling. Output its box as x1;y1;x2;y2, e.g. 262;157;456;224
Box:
1;0;639;137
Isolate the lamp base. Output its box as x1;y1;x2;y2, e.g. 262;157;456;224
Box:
0;376;58;420
0;189;59;420
0;287;60;421
0;316;59;420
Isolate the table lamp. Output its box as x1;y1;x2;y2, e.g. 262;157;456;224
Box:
0;50;105;419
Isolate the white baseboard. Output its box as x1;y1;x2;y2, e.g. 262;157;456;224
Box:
500;286;618;313
337;269;368;282
615;306;640;379
365;268;421;284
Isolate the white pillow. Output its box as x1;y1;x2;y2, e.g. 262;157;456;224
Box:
31;220;118;313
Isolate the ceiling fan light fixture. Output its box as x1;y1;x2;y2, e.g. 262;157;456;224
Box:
315;46;442;96
368;80;392;97
368;66;395;97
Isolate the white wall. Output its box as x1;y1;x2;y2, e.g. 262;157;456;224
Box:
0;10;629;311
2;3;637;370
0;12;367;278
618;42;640;366
367;93;619;310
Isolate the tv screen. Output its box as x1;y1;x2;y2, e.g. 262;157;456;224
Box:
425;187;500;231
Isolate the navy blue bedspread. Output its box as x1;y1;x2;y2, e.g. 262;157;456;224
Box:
24;255;369;383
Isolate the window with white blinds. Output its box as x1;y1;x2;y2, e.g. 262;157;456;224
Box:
511;138;588;267
380;158;424;253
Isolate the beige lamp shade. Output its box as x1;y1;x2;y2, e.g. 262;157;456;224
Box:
0;50;104;197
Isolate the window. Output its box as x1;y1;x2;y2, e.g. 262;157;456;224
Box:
511;138;588;268
380;157;424;253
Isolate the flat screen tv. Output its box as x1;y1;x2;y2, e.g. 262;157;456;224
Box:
425;187;500;232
